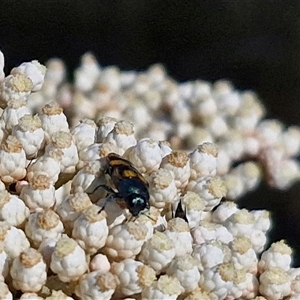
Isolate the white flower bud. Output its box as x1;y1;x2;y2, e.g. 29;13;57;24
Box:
96;116;117;142
50;235;88;282
167;255;201;293
12;114;45;159
230;236;258;274
240;272;259;299
90;253;110;272
171;99;191;123
26;153;61;184
200;263;234;299
213;80;241;116
45;131;78;174
145;120;171;142
123;102;151;132
206;115;229;138
71;160;107;201
98;66;122;94
192;95;217;121
160;150;190;190
259;267;291;300
72;206;108;254
174;122;193;140
0;221;30;260
225;209;267;253
192;241;231;271
25;209;64;247
70;91;97;123
111;259;156;296
267;158;300;190
0;74;33;109
147;63;166;86
71;118;96;152
178;81;193;101
119;70;136;87
258;240;292;273
192;220;233;245
77;142;118;168
164;218;193;257
74;52;101;92
242;135;261;157
0;190;29;227
2;99;31;132
189;142;218;181
131;73;151;96
0;135;26;184
225;209;255;236
216;149;231;175
45;58;66;85
222;172;245;200
189;81;211;104
282;126;300;157
141;275;184;300
104;120;136;154
256;119;283;148
124;138;166;174
232;91;265;133
148;168;177;209
0;279;12;300
39;101;69;140
181;191;206;228
26;90;46;113
10;248;47;293
75;271;118;300
20;174;56;210
252;210;271;233
187;177;226;211
226;267;249;299
11;60;46;92
56;192;92;232
187;127;214;149
232;161;262;192
104;222;148;261
139;231;175;274
218;130;244;161
212;201;238;223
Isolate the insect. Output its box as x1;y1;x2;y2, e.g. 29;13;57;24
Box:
99;153;150;217
174;199;188;223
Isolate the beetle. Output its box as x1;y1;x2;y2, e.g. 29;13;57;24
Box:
99;153;150;217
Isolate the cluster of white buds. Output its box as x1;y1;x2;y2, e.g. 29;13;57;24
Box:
0;50;298;299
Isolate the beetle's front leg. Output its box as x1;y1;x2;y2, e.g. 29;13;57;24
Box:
87;183;116;195
98;192;121;213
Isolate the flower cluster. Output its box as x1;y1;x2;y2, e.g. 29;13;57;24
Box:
0;50;298;299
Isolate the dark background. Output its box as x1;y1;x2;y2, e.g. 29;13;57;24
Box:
1;1;300;264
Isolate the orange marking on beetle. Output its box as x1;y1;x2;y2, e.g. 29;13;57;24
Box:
109;159;127;166
123;169;138;178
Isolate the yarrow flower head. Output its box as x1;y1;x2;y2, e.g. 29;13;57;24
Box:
0;49;298;299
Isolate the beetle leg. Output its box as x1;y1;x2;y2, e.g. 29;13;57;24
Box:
87;182;117;196
97;184;116;194
98;192;121;213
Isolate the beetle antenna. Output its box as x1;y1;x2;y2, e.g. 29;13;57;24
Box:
140;210;156;222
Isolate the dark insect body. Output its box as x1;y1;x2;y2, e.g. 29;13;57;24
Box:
99;153;150;217
174;199;188;223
